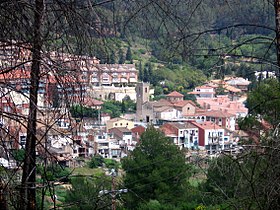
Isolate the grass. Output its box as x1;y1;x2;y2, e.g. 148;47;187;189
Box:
71;167;104;176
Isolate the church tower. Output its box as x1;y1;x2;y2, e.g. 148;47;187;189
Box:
136;82;150;121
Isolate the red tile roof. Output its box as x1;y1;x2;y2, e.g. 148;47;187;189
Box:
0;68;30;80
166;91;184;97
152;99;172;107
131;125;146;136
195;85;214;89
160;126;177;136
201;110;235;118
165;122;197;129
71;96;103;107
173;100;197;108
191;121;223;130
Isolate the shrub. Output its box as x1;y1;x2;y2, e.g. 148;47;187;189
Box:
88;155;104;168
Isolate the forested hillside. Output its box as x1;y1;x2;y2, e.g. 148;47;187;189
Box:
80;0;276;96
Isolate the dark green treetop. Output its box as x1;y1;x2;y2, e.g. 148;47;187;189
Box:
122;126;191;209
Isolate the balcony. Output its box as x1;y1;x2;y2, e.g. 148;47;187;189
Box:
112;78;120;83
91;77;99;82
120;78;128;83
129;78;137;83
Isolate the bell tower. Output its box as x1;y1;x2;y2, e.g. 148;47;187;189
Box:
136;82;150;121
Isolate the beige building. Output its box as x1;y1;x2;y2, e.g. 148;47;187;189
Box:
88;85;137;102
90;64;138;86
106;117;135;131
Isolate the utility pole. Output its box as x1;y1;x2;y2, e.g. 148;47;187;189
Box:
98;169;128;210
111;169;116;210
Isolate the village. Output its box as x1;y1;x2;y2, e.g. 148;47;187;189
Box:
0;44;260;169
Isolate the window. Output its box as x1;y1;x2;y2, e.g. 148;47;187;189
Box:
120;123;123;126
20;136;26;146
115;123;118;126
145;87;148;93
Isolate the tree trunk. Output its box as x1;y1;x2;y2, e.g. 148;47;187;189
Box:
274;0;280;79
20;1;44;209
0;180;8;210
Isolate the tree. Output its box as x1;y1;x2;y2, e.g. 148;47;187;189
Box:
109;50;116;64
0;1;115;209
88;155;104;168
101;101;122;118
12;149;25;163
118;49;125;64
64;176;111;210
146;62;154;84
126;46;133;63
143;64;149;82
121;95;136;113
138;61;143;81
247;78;280;128
202;146;280;209
70;105;98;119
122;126;191;209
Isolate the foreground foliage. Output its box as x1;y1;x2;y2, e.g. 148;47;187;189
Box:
122;126;192;209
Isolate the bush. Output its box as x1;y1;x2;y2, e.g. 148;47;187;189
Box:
138;48;146;54
37;164;71;182
104;159;119;170
88;155;104;168
12;149;25;162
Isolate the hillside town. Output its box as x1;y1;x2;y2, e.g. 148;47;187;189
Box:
0;43;261;169
2;1;280;209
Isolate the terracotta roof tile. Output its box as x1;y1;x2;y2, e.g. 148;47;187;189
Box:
173;100;197;107
166;91;184;97
160;126;177;136
191;121;223;130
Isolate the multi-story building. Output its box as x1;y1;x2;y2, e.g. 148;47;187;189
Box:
90;64;138;86
94;133;122;159
160;122;199;149
106;117;135;131
189;85;215;98
109;127;136;152
190;121;226;154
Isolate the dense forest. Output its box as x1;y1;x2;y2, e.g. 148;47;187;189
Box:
79;0;276;97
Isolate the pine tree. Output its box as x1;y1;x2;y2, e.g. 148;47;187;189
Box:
122;127;191;209
147;62;153;84
126;46;133;63
109;50;116;64
143;64;149;82
118;49;124;64
138;61;143;81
